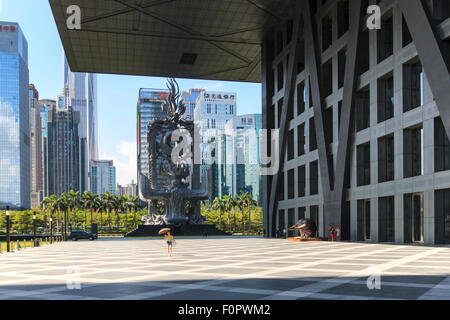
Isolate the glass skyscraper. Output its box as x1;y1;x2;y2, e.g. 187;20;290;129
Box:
0;22;30;209
63;54;98;192
90;160;116;195
182;89;204;121
224;114;262;205
137;88;168;179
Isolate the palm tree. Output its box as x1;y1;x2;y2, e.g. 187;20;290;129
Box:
94;196;105;229
111;195;122;231
222;195;233;231
212;197;226;229
243;193;257;232
101;192;113;233
237;192;247;232
129;196;140;229
67;190;80;230
80;191;96;230
231;194;239;232
42;194;59;233
58;193;69;238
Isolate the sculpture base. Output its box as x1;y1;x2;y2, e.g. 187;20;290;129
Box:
125;224;230;237
287;237;329;242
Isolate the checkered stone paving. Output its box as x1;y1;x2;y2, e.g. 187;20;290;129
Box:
1;238;450;300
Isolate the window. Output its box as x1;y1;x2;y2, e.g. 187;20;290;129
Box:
356;89;370;131
402;16;412;47
435;188;450;244
278;62;284;92
430;0;450;21
357;143;371;186
288;169;295;199
337;1;349;38
322;15;333;51
378;196;395;242
288;130;294;161
404;126;423;178
323;59;333;97
309;118;317;151
297;123;305;157
403;62;423;112
298;165;306;197
378;135;394;182
297;82;306;115
310;161;319;195
378;76;394;123
377;16;393;63
434;117;450;172
207;104;211;114
338;49;346;89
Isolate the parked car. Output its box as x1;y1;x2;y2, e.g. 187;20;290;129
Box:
69;230;97;241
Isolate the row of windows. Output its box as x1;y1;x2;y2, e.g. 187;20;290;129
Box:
280;118;450;201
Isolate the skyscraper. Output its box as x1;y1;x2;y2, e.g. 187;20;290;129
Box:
182;89;204;121
137;88;168;179
0;22;30;209
63;54;98;192
38;99;56;198
224;114;262;206
29;84;43;208
194;91;236;176
47;105;80;196
90;160;116;195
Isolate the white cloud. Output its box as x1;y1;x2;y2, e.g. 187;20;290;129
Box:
100;141;136;186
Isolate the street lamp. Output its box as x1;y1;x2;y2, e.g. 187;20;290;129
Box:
33;213;37;246
50;217;53;244
6;206;10;252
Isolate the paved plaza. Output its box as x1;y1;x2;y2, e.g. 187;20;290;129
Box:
1;238;450;300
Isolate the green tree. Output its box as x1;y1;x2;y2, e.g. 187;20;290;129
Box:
129;196;140;229
101;192;113;233
59;193;70;235
80;191;96;230
42;194;59;233
241;192;257;232
237;192;247;232
222;195;233;231
67;190;80;230
212;197;226;229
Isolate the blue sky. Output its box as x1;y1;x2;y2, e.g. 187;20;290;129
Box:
0;0;262;184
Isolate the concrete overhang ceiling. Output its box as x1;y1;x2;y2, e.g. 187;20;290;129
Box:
49;0;294;82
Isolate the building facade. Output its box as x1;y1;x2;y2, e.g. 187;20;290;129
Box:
29;84;43;208
116;180;138;197
224;114;262;206
63;54;98;192
261;0;450;244
0;22;30;209
137;88;168;179
182;88;204;121
47;106;80;196
194;91;236;176
39;99;56;198
90;160;116;195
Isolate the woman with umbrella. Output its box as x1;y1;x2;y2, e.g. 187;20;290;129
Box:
159;228;175;256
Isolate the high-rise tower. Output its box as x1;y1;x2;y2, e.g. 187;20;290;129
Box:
0;22;30;209
63;53;98;192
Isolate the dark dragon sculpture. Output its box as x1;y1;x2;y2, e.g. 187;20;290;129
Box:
139;78;210;226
